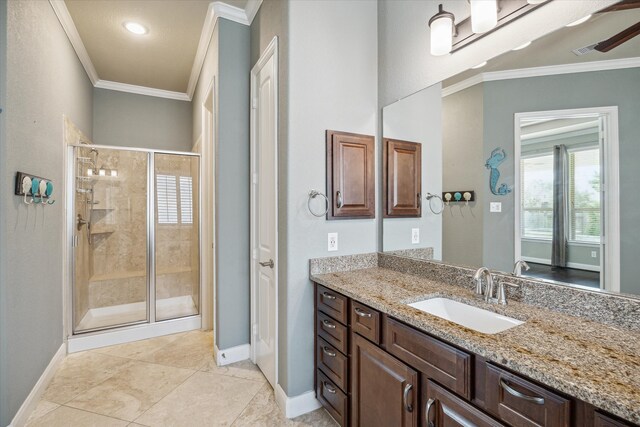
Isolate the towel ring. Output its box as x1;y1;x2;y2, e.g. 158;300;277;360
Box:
308;190;329;217
426;193;444;215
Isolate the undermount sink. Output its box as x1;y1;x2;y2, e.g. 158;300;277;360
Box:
408;297;524;334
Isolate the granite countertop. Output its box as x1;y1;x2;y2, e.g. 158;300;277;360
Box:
311;267;640;424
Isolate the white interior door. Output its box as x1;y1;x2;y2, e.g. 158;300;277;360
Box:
252;44;277;387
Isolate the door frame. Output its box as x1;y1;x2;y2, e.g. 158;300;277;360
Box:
250;36;279;385
201;78;216;337
514;106;620;292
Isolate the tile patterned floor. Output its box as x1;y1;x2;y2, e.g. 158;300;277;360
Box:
26;331;337;426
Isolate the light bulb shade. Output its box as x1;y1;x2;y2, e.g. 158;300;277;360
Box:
470;0;497;34
429;5;455;56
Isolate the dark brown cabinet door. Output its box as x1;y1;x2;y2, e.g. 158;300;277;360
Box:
384;138;422;217
326;130;375;219
424;380;505;427
351;332;418;427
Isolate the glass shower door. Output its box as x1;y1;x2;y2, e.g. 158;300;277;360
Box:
73;147;149;333
154;153;200;321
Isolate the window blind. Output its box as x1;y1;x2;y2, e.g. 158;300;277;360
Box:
157;175;178;224
179;176;193;225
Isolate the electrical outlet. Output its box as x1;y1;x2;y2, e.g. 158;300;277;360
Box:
591;251;597;258
411;228;420;244
490;202;502;213
328;233;338;252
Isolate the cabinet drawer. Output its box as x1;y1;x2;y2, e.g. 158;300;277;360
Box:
317;311;349;355
424;379;505;427
317;338;348;392
350;300;381;344
317;370;348;427
384;316;471;399
485;363;570;427
317;285;349;325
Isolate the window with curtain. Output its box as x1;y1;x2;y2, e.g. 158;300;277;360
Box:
521;154;554;239
156;174;193;225
569;148;601;243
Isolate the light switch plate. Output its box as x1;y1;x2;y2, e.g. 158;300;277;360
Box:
411;228;420;244
490;202;502;213
591;251;597;258
328;233;338;252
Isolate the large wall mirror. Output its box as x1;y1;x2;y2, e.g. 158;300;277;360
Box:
381;5;640;296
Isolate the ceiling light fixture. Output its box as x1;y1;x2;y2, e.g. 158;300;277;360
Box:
470;0;498;34
123;21;148;35
429;4;455;56
471;61;488;69
512;41;532;51
566;14;592;27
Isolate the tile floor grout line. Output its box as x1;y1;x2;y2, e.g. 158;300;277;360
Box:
130;363;201;425
56;404;133;424
229;379;269;427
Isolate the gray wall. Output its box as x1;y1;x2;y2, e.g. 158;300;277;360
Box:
383;84;443;257
286;0;378;397
482;68;640;294
442;84;484;268
0;1;93;424
93;88;192;152
192;19;251;350
249;0;290;391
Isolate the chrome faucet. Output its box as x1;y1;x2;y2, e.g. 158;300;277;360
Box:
512;260;530;277
473;267;494;303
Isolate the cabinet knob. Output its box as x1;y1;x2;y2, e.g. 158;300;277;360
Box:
322;292;336;300
500;378;545;405
354;307;372;318
324;382;337;394
336;191;343;208
322;319;336;329
322;346;336;357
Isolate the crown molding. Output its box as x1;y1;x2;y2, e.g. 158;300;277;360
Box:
49;0;99;85
443;57;640;97
244;0;264;25
95;80;191;101
50;0;263;101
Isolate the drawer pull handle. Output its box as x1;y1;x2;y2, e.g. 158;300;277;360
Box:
322;319;336;329
354;307;372;318
425;398;435;427
322;346;336;357
324;382;337;394
322;292;336;300
500;379;545;405
403;383;413;412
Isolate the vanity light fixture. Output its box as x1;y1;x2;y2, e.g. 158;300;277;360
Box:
87;168;93;176
512;41;532;51
98;169;106;177
110;169;118;177
429;4;456;56
470;0;498;34
123;21;148;35
566;14;592;27
472;61;488;69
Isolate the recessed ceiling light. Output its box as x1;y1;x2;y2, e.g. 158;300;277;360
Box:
566;15;592;27
472;61;487;69
512;41;532;51
123;21;148;35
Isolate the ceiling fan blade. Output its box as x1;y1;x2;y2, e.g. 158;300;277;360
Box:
597;0;640;13
595;21;640;52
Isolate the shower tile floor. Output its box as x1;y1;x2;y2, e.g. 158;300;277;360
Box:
26;330;337;426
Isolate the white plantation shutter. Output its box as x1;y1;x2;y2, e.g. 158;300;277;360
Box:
157;175;178;224
179;176;193;224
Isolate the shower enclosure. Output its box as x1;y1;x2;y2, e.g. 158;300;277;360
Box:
69;145;200;336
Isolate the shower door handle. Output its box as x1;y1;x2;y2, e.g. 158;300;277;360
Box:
259;259;274;269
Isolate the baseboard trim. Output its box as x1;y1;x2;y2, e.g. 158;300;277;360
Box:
214;343;250;366
10;343;66;427
68;315;201;353
275;384;321;419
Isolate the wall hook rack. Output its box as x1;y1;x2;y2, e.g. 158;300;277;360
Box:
15;171;55;205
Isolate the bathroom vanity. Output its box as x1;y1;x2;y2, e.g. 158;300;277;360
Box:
311;255;640;427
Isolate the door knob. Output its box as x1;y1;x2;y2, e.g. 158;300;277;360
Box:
259;259;274;268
